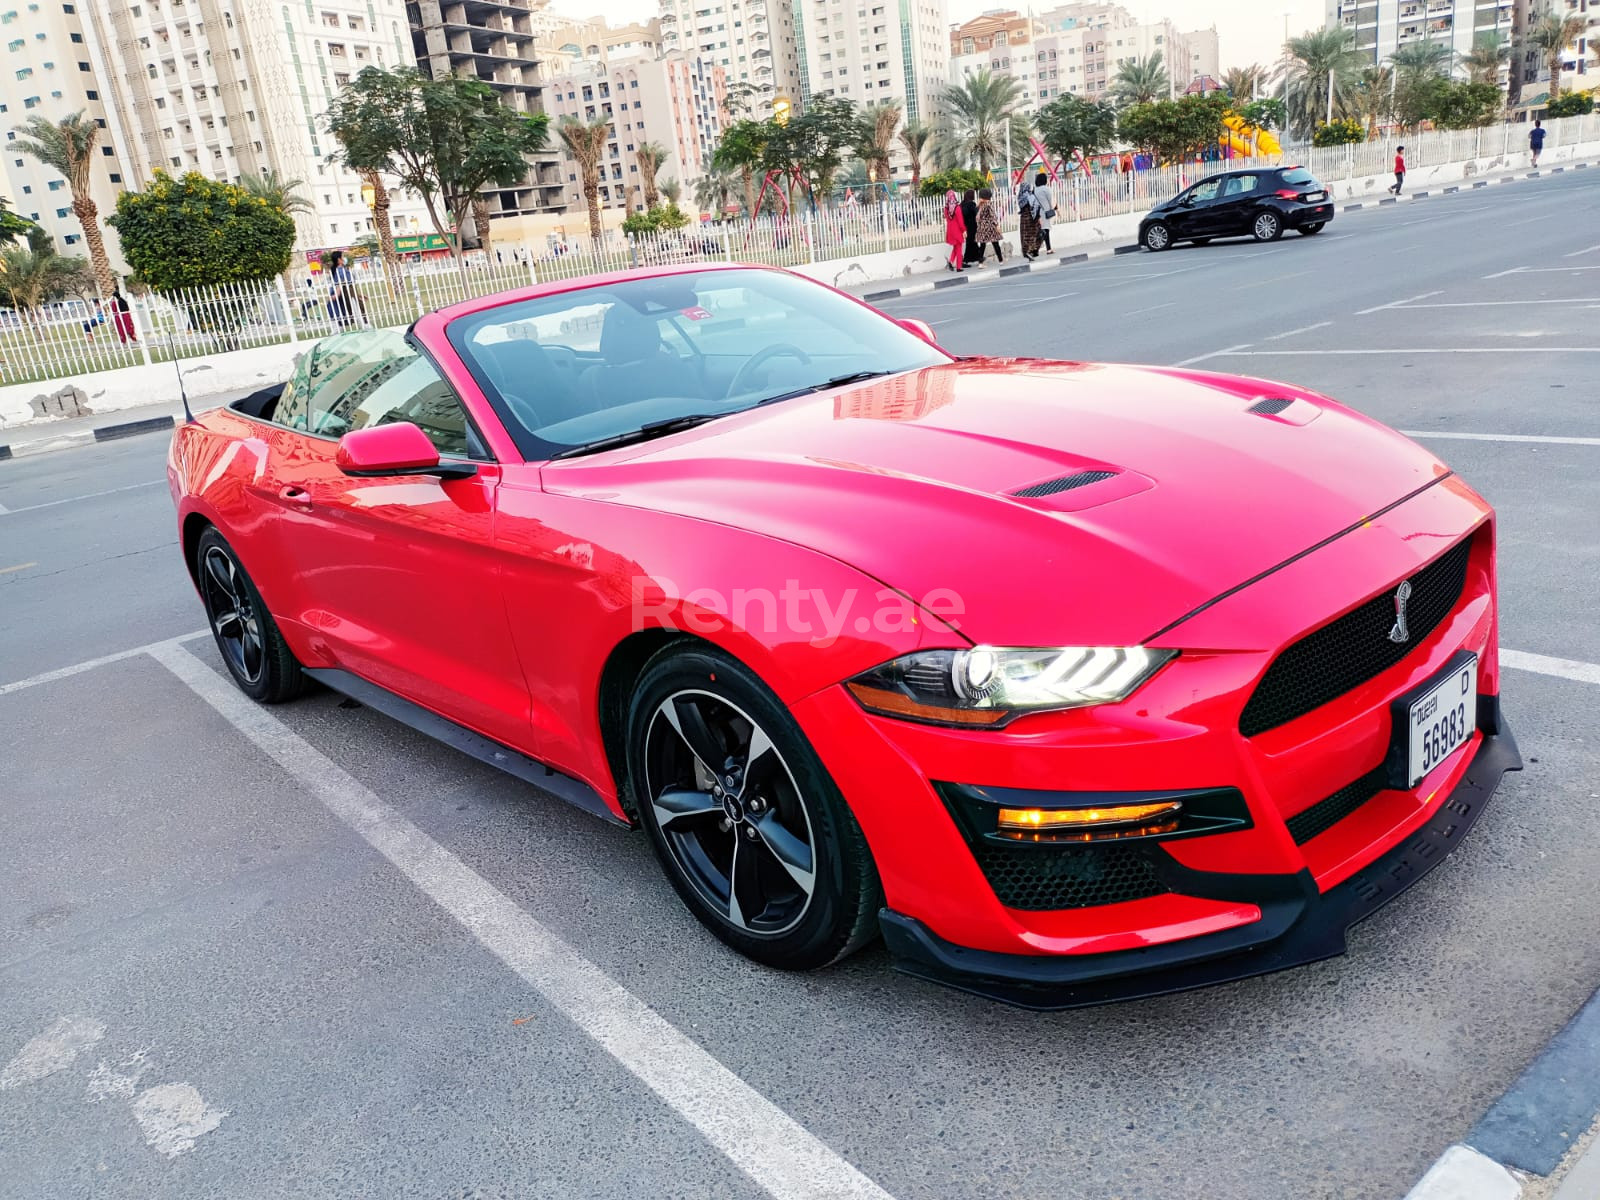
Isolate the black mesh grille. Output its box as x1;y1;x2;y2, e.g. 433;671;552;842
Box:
1248;397;1296;415
1013;469;1117;498
973;843;1168;910
1240;537;1473;737
1286;765;1388;845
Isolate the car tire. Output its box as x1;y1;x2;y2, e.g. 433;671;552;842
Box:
194;527;309;704
1252;211;1284;242
1142;222;1172;252
626;642;883;970
1298;222;1326;236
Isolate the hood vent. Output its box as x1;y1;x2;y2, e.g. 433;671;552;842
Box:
1013;469;1117;498
1248;397;1296;416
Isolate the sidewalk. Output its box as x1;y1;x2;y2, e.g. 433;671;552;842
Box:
0;390;241;461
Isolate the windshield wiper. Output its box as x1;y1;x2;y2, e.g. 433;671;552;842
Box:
757;369;898;406
551;413;726;459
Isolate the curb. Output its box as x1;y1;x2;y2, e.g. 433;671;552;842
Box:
0;413;175;462
1406;984;1600;1198
859;156;1600;306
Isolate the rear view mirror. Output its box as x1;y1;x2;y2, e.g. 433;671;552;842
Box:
336;423;476;480
896;317;939;345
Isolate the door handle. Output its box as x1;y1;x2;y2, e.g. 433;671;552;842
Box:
278;485;312;506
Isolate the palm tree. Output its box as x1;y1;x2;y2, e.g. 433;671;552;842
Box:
239;168;316;289
858;100;902;187
693;167;737;216
558;116;611;242
1283;28;1366;138
0;244;78;317
1389;40;1455;128
936;70;1024;173
634;141;668;208
1527;10;1586;101
712;120;769;222
1462;32;1508;87
897;122;932;191
1352;66;1395;136
1508;0;1531;109
659;178;682;204
12;112;116;297
1222;64;1265;103
470;195;495;259
1109;52;1171;107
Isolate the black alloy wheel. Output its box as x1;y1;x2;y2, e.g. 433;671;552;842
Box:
1142;221;1173;252
627;644;881;970
194;527;308;703
1252;211;1284;242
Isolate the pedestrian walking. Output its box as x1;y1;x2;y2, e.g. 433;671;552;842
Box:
942;189;966;272
1530;119;1546;167
1389;146;1406;196
325;250;365;329
974;187;1003;263
1017;176;1043;260
959;188;980;266
1034;171;1056;253
110;288;136;344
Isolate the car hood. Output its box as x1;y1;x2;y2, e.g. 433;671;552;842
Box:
540;361;1448;646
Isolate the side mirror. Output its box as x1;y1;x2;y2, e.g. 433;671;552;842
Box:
896;317;939;345
336;423;477;480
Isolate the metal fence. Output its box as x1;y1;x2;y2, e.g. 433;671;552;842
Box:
3;110;1597;390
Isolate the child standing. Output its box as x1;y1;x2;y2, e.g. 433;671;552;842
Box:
1389;146;1406;196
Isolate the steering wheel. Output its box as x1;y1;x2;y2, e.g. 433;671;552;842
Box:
726;343;812;399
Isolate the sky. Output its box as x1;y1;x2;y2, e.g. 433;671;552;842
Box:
589;0;1328;74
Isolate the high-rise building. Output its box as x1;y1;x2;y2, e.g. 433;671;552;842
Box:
0;4;137;267
791;0;949;126
657;0;802;118
407;0;566;217
1326;1;1522;81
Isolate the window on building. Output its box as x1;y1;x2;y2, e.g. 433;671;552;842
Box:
108;172;120;182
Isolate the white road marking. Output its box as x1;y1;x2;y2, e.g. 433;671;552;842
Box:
1402;430;1600;446
1199;347;1600;357
0;561;35;575
1482;266;1525;279
1122;301;1174;316
1511;265;1600;273
128;1082;228;1159
0;1016;107;1090
1355;290;1443;315
1231;269;1310;290
1265;321;1332;341
86;1052;152;1104
1404;1143;1520;1200
1563;242;1600;258
148;640;897;1200
0;631;207;697
1013;291;1079;308
0;479;164;517
1501;650;1600;686
0;498;8;514
1173;343;1253;367
1391;297;1600;307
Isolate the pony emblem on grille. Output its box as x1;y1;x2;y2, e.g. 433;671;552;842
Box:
1388;580;1413;644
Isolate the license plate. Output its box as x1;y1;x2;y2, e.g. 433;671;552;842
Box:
1305;191;1326;202
1392;653;1478;788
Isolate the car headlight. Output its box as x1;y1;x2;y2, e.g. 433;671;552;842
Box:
845;646;1178;727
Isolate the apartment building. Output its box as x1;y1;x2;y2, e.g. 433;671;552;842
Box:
790;0;949;125
657;0;802;118
1326;0;1527;82
540;17;664;74
544;45;726;216
0;2;137;266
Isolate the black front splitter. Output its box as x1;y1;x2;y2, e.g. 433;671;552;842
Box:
881;722;1522;1011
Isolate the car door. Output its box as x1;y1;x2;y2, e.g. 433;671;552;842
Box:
1215;173;1262;236
1172;177;1224;237
258;330;532;747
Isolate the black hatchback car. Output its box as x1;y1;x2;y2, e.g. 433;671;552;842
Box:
1139;165;1334;251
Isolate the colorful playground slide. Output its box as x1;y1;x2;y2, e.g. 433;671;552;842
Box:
1221;115;1283;159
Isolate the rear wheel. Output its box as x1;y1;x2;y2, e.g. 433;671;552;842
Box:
1252;211;1284;242
195;527;308;703
626;643;882;970
1298;222;1326;236
1142;221;1172;252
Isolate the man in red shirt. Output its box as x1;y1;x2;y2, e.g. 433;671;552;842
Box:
1389;146;1406;196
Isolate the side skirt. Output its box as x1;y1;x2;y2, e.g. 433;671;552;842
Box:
304;668;629;829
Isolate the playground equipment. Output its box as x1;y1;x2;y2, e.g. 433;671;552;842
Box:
1221;114;1283;159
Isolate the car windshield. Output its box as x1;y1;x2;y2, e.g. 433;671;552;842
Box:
445;267;949;459
1280;168;1319;186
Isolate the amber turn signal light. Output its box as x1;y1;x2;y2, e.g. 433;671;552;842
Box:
997;800;1183;831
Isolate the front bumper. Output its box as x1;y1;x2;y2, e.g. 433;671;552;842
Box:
881;711;1520;1009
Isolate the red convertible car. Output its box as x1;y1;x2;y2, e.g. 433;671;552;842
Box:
168;264;1520;1007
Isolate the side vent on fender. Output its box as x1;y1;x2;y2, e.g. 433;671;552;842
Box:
1012;469;1117;499
1247;397;1297;416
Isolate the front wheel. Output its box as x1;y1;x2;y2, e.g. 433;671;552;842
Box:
1252;211;1284;242
1142;221;1172;252
626;643;882;970
1298;222;1326;236
194;527;308;703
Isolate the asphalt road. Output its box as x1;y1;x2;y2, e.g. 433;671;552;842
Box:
3;168;1600;1200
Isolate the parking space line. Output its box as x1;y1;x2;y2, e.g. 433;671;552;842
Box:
1173;343;1253;367
1123;302;1173;317
1501;650;1600;687
0;631;206;698
0;479;164;517
1355;291;1442;315
0;562;36;575
1392;298;1600;308
1402;431;1600;446
1265;321;1332;341
146;640;897;1200
1564;242;1600;258
1197;347;1600;357
1483;267;1525;280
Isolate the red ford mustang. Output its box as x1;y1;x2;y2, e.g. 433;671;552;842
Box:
168;263;1520;1007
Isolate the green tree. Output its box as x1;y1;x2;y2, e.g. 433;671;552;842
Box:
1035;94;1118;167
712;119;770;220
1462;32;1509;87
659;177;682;204
1352;66;1395;135
1235;97;1287;132
621;202;691;235
897;122;933;191
1222;64;1266;104
1109;52;1171;108
1116;94;1230;166
916;167;989;198
0;245;84;315
105;171;296;291
765;95;863;207
1545;90;1595;117
1528;10;1586;101
324;67;549;265
557;116;612;241
1312;117;1367;146
936;70;1024;173
0;195;35;246
1425;79;1507;128
12;112;117;297
634;140;668;209
855;100;902;187
693;166;739;216
1390;40;1455;129
1283;28;1366;139
1508;0;1532;109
